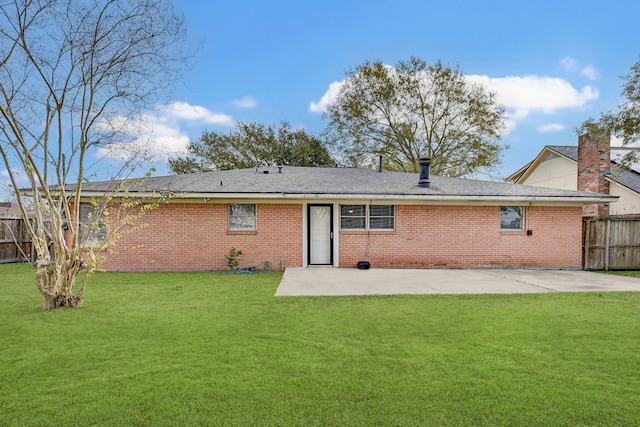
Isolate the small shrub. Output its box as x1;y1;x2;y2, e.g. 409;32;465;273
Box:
225;247;242;270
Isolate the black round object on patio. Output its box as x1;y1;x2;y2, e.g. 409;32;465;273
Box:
357;261;370;270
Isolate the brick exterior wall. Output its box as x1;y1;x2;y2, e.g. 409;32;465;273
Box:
578;133;611;216
339;205;583;269
93;202;583;271
99;202;302;271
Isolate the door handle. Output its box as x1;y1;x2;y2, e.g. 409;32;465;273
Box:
330;232;333;239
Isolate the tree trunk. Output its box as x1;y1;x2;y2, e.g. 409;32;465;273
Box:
36;261;84;311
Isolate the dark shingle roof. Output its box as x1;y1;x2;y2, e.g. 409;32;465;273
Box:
610;165;640;193
76;166;613;201
547;146;578;161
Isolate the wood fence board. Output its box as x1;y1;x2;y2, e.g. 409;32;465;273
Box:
0;217;33;264
583;217;640;270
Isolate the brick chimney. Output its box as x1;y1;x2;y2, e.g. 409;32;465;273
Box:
577;133;610;216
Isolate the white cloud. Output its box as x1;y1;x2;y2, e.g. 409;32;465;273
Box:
0;168;30;199
161;101;233;125
309;81;344;113
231;96;258;109
468;75;598;115
537;123;565;133
96;112;190;161
610;135;625;147
311;71;599;136
96;102;234;162
560;56;577;71
560;56;598;80
581;65;598;80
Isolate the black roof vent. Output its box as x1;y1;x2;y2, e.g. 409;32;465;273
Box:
418;158;431;188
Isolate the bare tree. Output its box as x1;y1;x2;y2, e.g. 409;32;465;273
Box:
0;0;189;309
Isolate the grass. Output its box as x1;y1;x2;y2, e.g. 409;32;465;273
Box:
607;269;640;279
1;263;640;426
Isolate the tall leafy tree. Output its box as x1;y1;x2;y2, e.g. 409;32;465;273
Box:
580;55;640;167
169;121;336;174
0;0;189;309
324;57;507;176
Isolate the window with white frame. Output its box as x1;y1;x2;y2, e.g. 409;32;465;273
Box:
79;203;107;246
228;204;256;230
341;204;395;230
369;205;395;229
340;205;366;229
500;206;524;231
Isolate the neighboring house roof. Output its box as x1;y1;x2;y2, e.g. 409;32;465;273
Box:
506;146;578;183
73;166;615;205
507;145;640;195
547;145;579;160
609;161;640;195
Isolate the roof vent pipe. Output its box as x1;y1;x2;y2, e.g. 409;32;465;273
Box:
378;155;383;172
418;158;431;188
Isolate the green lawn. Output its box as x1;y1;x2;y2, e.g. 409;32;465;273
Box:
2;263;640;426
607;270;640;279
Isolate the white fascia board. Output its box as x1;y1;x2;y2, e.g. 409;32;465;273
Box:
606;176;640;196
76;191;619;207
296;194;618;206
284;193;618;206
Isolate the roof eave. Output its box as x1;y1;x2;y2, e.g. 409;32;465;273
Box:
505;162;532;183
507;146;578;184
74;190;618;206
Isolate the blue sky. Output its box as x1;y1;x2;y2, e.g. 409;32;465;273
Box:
164;0;639;176
3;0;640;197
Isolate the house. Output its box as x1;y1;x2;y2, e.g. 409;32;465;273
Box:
72;158;615;271
0;202;21;217
507;134;640;216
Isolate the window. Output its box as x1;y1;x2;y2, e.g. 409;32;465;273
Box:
341;205;366;229
369;205;395;230
500;206;524;231
341;204;394;230
79;203;107;246
229;204;256;230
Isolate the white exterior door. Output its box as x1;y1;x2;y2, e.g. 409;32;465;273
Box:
309;205;332;265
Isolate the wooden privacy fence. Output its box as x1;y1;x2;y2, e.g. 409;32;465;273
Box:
0;217;33;264
583;217;640;270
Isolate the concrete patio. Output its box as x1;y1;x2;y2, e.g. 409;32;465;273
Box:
275;267;640;296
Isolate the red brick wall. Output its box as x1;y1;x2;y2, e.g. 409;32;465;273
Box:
339;205;583;269
100;203;302;271
578;133;611;216
97;202;582;271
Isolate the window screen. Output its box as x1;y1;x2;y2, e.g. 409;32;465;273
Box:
369;205;395;230
340;205;366;229
340;204;395;230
